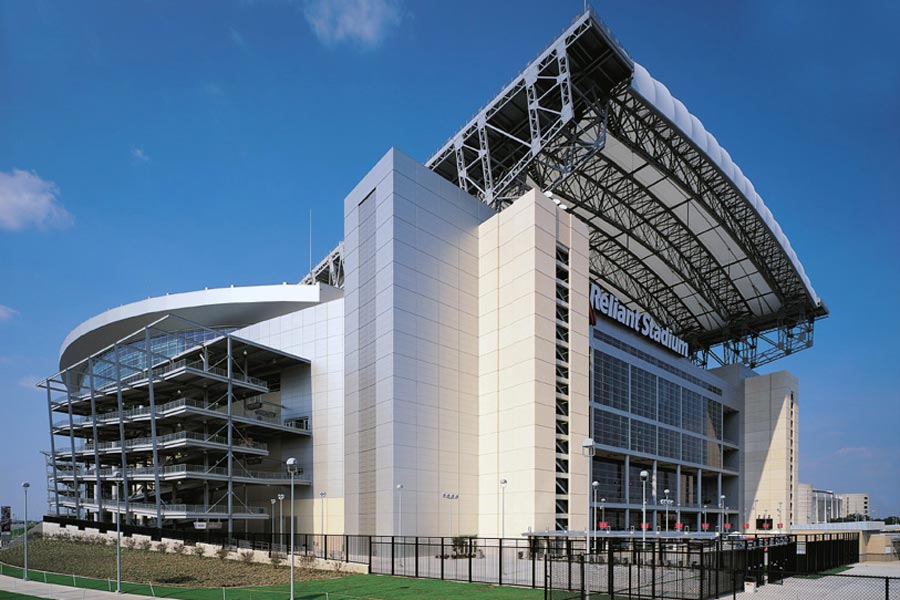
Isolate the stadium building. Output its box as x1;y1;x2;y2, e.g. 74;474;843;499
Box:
39;9;826;539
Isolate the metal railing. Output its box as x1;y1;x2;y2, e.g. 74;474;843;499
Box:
53;430;268;456
53;397;309;432
54;497;268;515
50;359;270;408
52;463;307;483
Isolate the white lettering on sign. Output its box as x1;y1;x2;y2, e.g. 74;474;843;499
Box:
589;283;690;358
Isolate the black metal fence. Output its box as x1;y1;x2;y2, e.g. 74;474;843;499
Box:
44;516;882;598
544;533;866;600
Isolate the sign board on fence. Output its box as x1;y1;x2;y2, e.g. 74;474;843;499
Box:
194;521;207;529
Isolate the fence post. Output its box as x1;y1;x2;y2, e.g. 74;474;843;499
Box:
440;537;445;580
580;554;586;600
532;539;536;589
344;535;348;563
391;536;395;576
368;536;372;573
468;538;473;583
607;537;614;599
415;536;419;578
498;538;503;586
885;576;889;600
651;539;656;600
699;545;704;600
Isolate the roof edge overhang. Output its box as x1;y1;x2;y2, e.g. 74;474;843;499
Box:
59;283;341;371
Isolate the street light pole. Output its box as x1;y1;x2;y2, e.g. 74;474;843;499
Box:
600;497;606;530
320;491;327;538
662;489;673;532
270;498;276;552
21;482;29;582
719;494;726;533
111;471;121;593
591;481;599;535
396;484;403;538
286;458;298;600
278;493;285;545
640;470;649;545
499;479;508;539
582;438;595;557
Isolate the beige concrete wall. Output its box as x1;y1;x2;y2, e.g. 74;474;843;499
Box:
844;493;871;518
743;371;798;531
477;190;589;537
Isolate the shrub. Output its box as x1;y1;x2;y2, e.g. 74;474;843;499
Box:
138;539;152;551
239;550;254;564
123;538;136;550
270;554;283;567
192;545;206;557
173;543;186;555
215;546;230;560
156;542;169;553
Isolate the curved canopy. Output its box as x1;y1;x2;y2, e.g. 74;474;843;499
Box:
426;9;826;367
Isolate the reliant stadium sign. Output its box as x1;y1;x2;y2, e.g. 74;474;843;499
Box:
589;283;690;358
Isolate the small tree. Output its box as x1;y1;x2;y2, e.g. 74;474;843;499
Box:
239;550;254;564
192;545;206;557
270;554;283;567
215;546;230;560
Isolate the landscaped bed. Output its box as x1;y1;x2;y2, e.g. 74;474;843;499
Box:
0;537;338;587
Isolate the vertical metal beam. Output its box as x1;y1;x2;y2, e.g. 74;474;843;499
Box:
114;343;130;524
45;386;60;516
144;328;163;528
88;359;104;519
65;369;81;519
226;335;234;538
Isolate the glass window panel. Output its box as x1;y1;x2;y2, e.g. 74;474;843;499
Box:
630;367;657;420
594;351;629;411
658;378;681;428
594;408;628;450
630;419;657;455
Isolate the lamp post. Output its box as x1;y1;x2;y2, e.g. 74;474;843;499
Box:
319;491;327;537
270;498;277;551
777;501;783;533
499;479;508;539
703;504;709;531
719;494;726;532
111;471;122;593
640;470;649;545
442;493;459;537
396;484;404;538
277;493;285;545
286;458;298;600
600;497;606;530
591;481;599;536
661;489;674;532
21;482;29;582
582;438;595;556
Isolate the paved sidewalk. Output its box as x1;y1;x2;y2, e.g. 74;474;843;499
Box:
0;574;148;600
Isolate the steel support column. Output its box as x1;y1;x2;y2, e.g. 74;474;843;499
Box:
113;343;131;524
65;369;81;519
45;386;60;516
87;360;103;519
145;328;163;528
226;335;234;538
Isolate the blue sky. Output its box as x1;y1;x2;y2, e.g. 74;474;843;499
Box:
1;0;898;518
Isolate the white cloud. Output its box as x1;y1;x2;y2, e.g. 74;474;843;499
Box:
17;375;41;389
229;27;248;49
202;83;225;97
0;305;17;322
0;169;73;231
131;147;150;162
302;0;401;47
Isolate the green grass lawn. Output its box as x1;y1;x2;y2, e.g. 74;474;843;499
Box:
0;592;45;600
0;538;545;600
0;566;544;600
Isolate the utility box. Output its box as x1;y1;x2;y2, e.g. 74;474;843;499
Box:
744;578;757;593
